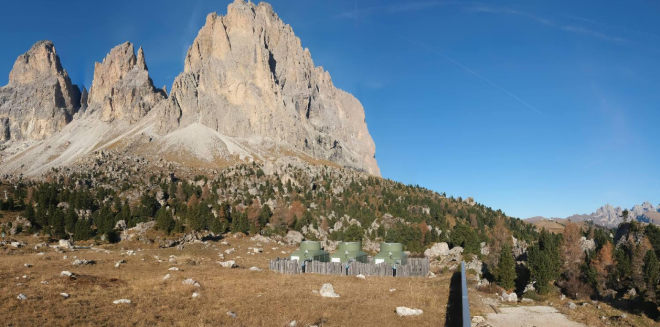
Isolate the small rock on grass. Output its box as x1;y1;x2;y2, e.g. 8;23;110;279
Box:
396;307;423;317
163;274;171;281
192;292;201;298
60;293;70;299
60;271;74;277
17;293;27;300
320;284;340;298
113;299;131;304
227;311;237;318
356;274;366;279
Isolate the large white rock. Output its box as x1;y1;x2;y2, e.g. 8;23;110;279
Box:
319;283;340;298
219;260;237;268
424;242;449;258
58;239;73;250
501;291;518;302
396;307;423;317
284;231;304;245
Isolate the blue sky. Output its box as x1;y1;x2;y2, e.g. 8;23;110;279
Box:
1;0;659;218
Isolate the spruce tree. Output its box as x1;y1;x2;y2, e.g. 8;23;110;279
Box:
155;208;175;235
497;243;516;291
643;250;659;299
527;229;561;294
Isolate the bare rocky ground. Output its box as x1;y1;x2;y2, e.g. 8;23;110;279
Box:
469;283;658;327
1;234;451;326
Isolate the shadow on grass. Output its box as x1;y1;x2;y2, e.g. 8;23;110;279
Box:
444;271;463;327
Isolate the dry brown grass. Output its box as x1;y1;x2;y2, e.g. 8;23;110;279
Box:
0;235;451;326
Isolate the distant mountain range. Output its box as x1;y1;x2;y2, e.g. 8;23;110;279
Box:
527;201;660;228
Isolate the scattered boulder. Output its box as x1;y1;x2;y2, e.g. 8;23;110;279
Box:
182;278;200;287
356;274;366;279
60;271;74;277
396;307;423;317
115;260;126;268
113;299;131;304
472;316;485;323
501;291;518;302
58;239;73;250
72;259;95;266
523;282;535;293
60;293;70;299
17;293;27;300
219;260;237;268
192;292;201;298
320;284;340;298
284;231;304;245
227;311;237;318
24;263;32;268
249;267;262;272
567;301;577;310
115;220;127;230
163;274;171;281
424;242;450;258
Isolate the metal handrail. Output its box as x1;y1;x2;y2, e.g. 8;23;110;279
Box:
461;261;471;327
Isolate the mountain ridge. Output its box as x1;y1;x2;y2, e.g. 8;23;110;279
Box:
0;0;379;177
527;201;660;227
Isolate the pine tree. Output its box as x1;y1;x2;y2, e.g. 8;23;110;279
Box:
497;243;516;291
231;211;250;234
643;250;659;300
73;219;92;241
155;208;175;235
64;209;78;234
527;229;561;294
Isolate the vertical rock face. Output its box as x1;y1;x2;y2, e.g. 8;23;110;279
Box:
0;40;81;141
88;42;165;123
157;0;379;175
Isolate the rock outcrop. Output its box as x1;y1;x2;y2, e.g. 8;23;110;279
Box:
88;42;165;123
156;0;379;175
0;40;81;141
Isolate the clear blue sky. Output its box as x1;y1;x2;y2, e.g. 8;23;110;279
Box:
1;0;659;219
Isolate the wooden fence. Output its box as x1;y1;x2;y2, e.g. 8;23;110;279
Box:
269;258;429;277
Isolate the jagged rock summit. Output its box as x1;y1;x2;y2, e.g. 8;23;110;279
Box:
156;0;379;175
88;42;165;123
0;40;81;141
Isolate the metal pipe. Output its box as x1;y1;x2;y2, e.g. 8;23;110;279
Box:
461;261;471;327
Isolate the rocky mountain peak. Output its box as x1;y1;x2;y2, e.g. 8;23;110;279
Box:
88;42;165;123
0;40;81;141
157;0;379;175
9;40;62;85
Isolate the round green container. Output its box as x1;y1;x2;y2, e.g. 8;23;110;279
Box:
300;241;321;251
379;242;403;253
337;242;361;252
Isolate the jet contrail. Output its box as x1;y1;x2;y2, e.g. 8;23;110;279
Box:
399;36;547;117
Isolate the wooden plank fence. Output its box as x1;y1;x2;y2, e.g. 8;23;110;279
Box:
269;258;429;277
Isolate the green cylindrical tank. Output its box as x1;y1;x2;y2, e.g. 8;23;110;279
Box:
374;242;408;265
289;241;329;262
330;242;369;263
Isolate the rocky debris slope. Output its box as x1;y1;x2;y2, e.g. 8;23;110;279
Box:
155;0;379;176
87;42;165;123
0;40;81;141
